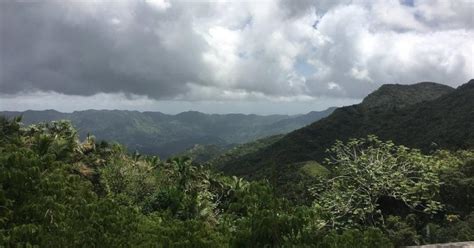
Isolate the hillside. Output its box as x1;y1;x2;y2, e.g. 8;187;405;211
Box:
210;134;284;166
219;80;473;178
3;115;473;247
177;134;285;164
360;82;454;109
0;108;334;158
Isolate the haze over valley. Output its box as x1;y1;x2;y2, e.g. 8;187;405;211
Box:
1;0;473;247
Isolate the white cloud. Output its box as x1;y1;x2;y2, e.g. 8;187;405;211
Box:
1;0;472;113
370;0;427;31
0;91;359;115
327;82;342;91
415;0;474;29
303;1;473;97
146;0;171;11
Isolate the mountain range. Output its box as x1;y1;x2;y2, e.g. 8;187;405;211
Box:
215;80;474;180
0;107;335;158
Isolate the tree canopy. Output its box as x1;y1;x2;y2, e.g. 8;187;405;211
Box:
1;116;473;247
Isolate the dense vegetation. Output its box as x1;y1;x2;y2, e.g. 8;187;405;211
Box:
219;80;474;182
176;134;284;164
2;117;473;247
0;108;334;158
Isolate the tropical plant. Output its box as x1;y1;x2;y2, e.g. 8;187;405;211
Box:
313;136;443;228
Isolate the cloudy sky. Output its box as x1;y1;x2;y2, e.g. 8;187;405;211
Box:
1;0;473;114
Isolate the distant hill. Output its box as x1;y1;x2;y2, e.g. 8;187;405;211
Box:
176;144;229;163
177;134;284;164
219;80;473;179
210;134;284;167
178;108;337;164
0;108;335;158
359;82;454;109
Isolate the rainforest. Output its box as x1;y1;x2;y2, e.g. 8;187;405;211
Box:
1;81;473;247
1;0;474;247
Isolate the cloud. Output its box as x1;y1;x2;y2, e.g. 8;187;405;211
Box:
1;0;208;98
0;0;472;108
146;0;171;11
304;1;473;98
414;0;474;29
0;90;359;115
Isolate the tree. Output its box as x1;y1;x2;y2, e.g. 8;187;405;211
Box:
313;136;443;228
0;117;140;247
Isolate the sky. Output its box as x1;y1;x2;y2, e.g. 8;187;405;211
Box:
0;0;473;115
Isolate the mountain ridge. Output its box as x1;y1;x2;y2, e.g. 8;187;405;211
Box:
217;80;473;178
0;108;335;158
360;82;454;109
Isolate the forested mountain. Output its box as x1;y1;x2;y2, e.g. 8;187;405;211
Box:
0;108;334;158
2;81;473;247
218;80;474;178
359;82;454;109
2;117;473;246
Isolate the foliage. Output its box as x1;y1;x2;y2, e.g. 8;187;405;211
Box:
177;144;226;163
423;213;474;243
0;118;140;246
437;150;474;215
210;134;283;170
220;80;474;183
384;215;420;246
317;228;393;248
1;116;473;247
314;136;444;228
299;161;330;178
1;108;334;159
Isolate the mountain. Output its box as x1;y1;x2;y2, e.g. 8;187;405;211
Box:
359;82;454;109
262;107;337;133
179;109;337;164
210;134;284;166
0;108;335;158
176;144;229;163
218;80;473;179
